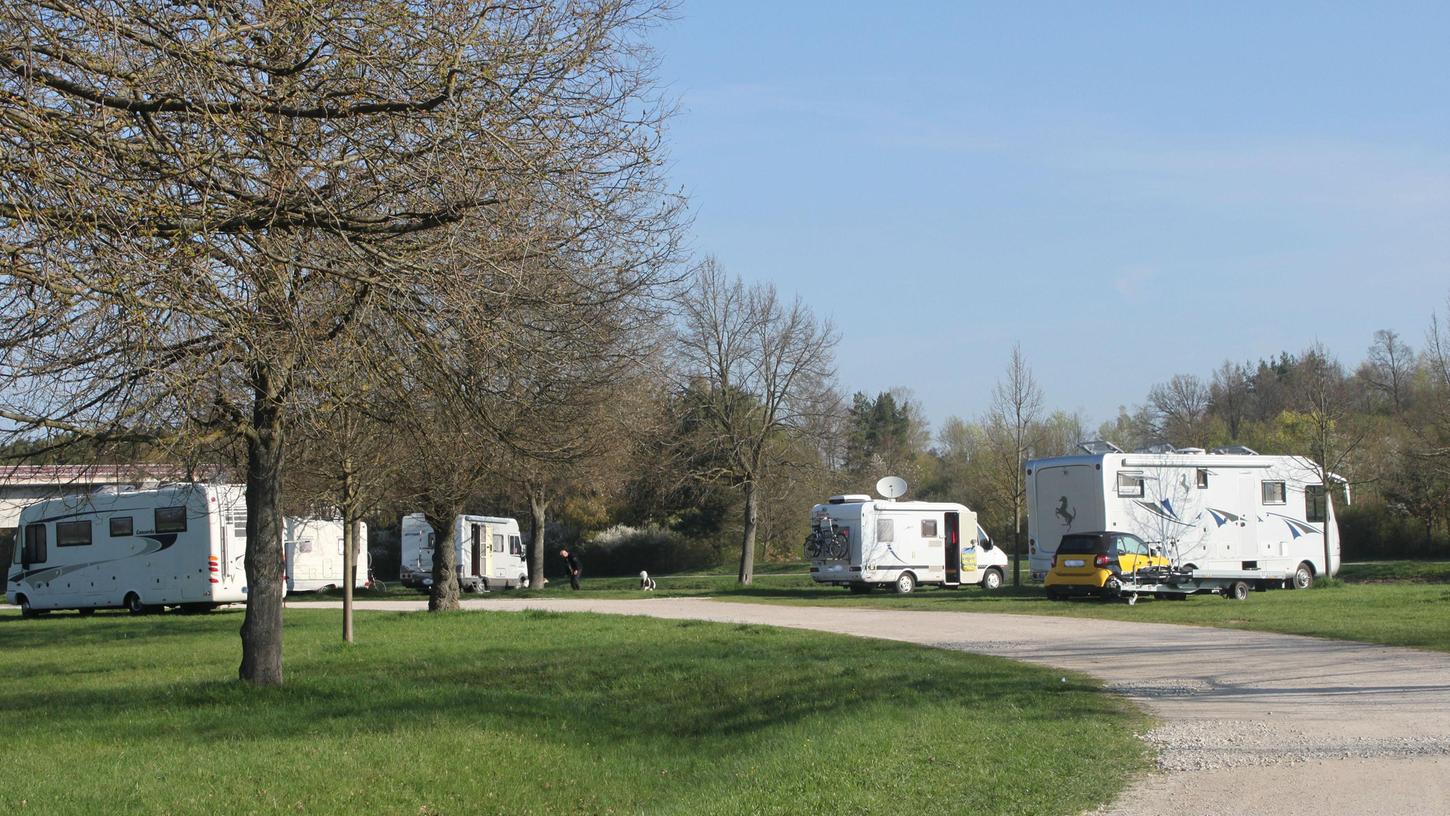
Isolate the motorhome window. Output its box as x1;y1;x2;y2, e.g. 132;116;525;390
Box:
23;523;47;564
1116;472;1144;498
1305;485;1327;523
109;516;133;537
876;518;894;543
510;535;523;556
298;539;313;554
1196;469;1209;489
493;533;504;553
921;519;938;538
1262;481;1286;505
155;506;188;533
56;520;92;547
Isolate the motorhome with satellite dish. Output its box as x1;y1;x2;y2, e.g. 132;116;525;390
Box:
283;517;370;593
399;513;527;591
1027;442;1344;597
7;483;254;616
807;477;1008;593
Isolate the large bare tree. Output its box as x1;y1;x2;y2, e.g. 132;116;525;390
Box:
0;1;681;684
675;258;838;584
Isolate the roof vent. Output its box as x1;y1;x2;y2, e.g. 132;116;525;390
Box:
828;494;872;504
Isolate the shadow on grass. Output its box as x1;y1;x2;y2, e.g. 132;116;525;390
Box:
0;610;1112;753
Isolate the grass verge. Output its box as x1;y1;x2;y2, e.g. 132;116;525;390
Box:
0;609;1148;816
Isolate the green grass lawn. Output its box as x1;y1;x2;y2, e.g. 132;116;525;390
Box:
1337;559;1450;583
0;609;1148;816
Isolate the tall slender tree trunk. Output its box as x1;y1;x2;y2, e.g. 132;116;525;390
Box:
738;481;759;585
529;486;549;589
341;458;357;643
239;383;286;686
426;508;461;611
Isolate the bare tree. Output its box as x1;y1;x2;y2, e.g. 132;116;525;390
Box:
1210;362;1251;440
0;1;682;684
675;258;839;584
1362;330;1415;414
1147;374;1213;448
1293;344;1366;574
986;344;1043;586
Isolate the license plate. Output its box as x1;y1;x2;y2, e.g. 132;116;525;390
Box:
1064;559;1085;567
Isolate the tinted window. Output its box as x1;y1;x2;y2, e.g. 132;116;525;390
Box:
109;516;133;537
1056;534;1106;555
921;519;938;538
1305;485;1327;523
155;506;188;533
56;520;92;547
23;523;47;564
1196;469;1209;488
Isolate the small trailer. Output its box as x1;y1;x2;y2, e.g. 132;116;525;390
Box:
399;513;527;591
1106;564;1302;605
283;517;370;593
7;483;254;615
807;478;1008;593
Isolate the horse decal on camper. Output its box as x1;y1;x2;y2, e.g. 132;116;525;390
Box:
1055;496;1076;530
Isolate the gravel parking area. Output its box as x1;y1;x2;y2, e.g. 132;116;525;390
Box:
295;597;1450;815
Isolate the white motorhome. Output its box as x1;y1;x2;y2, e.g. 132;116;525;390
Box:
284;517;371;593
1027;445;1342;586
7;483;254;616
399;513;527;591
807;494;1008;593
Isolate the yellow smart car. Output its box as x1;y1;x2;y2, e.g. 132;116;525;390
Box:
1044;531;1170;599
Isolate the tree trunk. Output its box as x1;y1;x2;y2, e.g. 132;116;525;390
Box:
529;487;548;589
239;386;286;686
426;509;461;611
341;458;357;643
738;481;759;585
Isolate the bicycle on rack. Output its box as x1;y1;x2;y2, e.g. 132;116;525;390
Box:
804;517;850;560
365;567;388;593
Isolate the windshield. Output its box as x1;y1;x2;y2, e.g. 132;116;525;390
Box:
1056;534;1107;555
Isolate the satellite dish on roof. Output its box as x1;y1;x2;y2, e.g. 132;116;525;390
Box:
875;476;908;500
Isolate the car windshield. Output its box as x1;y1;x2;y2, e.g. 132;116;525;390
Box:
1056;535;1106;555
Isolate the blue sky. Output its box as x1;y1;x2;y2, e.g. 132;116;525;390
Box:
654;2;1450;429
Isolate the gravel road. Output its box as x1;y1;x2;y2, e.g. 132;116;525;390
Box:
294;597;1450;815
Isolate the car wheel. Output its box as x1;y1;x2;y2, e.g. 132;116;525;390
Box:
894;572;916;594
1101;575;1123;600
980;568;1004;592
125;593;146;615
1292;562;1314;590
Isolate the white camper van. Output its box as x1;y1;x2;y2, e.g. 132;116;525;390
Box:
399;513;527;591
7;483;254;616
284;517;371;593
1027;445;1342;586
807;493;1008;593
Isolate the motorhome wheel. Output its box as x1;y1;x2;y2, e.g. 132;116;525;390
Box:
1292;562;1315;590
894;572;916;594
980;568;1004;591
125;593;146;615
19;595;37;618
1226;581;1251;601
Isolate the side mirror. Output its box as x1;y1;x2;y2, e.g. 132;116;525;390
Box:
981;539;994;551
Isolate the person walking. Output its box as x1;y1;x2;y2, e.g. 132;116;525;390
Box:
559;549;583;590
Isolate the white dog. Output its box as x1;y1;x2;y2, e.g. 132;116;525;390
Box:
639;570;656;591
